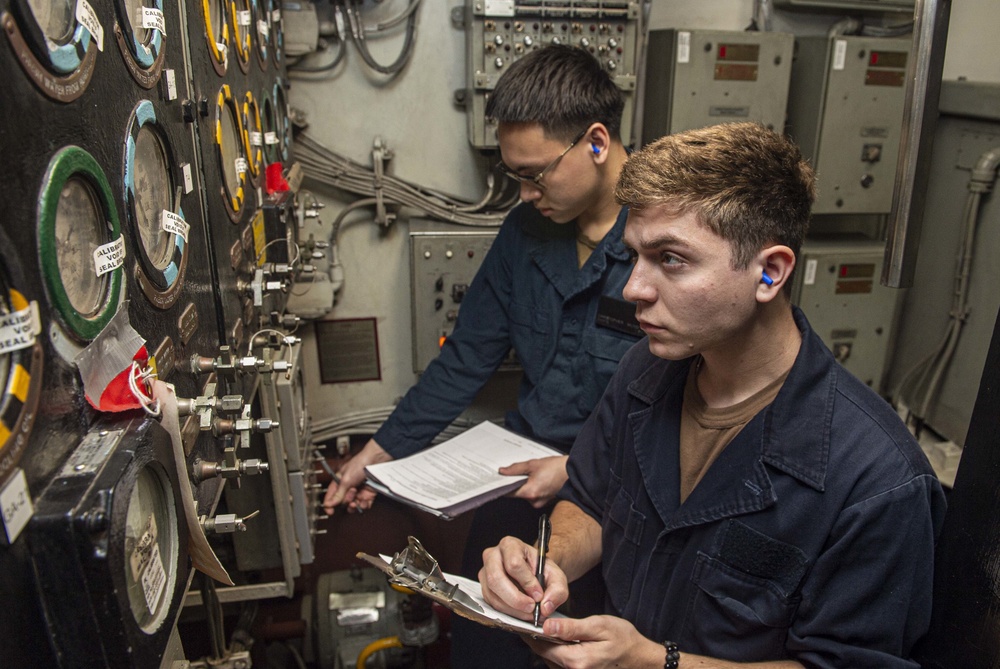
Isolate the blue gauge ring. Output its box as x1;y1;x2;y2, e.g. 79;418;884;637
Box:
124;100;186;292
37;146;123;341
120;0;165;69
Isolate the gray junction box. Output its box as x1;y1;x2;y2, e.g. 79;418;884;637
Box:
641;28;795;144
786;35;911;214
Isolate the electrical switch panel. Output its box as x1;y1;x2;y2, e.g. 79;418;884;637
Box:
642;28;795;144
786;35;911;214
409;221;499;372
463;0;642;148
790;239;901;389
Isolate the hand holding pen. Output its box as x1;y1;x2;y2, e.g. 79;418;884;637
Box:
534;513;551;627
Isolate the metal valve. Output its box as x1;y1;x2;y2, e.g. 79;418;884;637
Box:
194;456;269;481
200;510;260;534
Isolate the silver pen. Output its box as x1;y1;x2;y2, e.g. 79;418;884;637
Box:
533;513;551;627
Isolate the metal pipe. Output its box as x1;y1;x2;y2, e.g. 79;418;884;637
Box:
881;0;951;288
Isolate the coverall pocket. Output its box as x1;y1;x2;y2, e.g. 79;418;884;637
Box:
603;486;645;613
509;301;549;373
686;553;800;657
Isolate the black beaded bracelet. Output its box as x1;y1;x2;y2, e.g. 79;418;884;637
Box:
663;640;680;669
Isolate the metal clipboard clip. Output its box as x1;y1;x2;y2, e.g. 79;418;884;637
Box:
386;536;485;615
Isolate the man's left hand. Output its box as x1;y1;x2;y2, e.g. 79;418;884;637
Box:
525;615;665;669
500;455;569;508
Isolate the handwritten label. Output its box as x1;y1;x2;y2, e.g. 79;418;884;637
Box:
0;302;41;354
833;39;847;71
76;0;104;51
93;235;126;277
265;131;279;145
181;163;194;193
271;9;281;22
257;20;269;37
164;68;177;100
677;31;690;64
238;9;251;26
161;210;190;242
1;469;32;544
235;157;248;175
139;6;166;35
250;131;263;147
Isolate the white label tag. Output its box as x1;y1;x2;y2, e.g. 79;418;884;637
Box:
93;235;126;277
235;157;248;174
161;210;190;242
271;9;281;22
677;31;691;64
265;131;279;145
141;543;167;613
139;6;165;35
1;469;33;544
181;163;194;193
804;258;818;285
164;68;177;100
833;39;847;71
238;9;251;26
0;302;41;354
257;19;269;37
76;0;104;51
250;131;263;146
129;515;158;580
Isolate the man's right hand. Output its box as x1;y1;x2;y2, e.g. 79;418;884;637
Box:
479;535;570;623
322;439;393;515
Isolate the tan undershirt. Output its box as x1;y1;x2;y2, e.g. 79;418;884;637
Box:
679;358;790;503
576;232;600;268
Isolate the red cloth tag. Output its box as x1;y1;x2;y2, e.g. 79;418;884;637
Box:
87;345;150;412
266;162;289;194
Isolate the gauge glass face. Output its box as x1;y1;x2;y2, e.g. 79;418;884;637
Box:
220;104;242;196
127;0;152;47
209;0;225;44
261;100;277;164
133;127;174;271
123;465;175;630
26;0;74;45
54;178;107;318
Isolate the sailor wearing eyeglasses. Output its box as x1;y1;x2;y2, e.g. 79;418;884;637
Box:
323;44;640;668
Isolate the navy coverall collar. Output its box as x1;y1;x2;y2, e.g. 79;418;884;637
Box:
624;307;836;532
527;207;631;301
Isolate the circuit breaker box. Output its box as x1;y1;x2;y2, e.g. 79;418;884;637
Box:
409;221;499;372
464;0;641;148
786;35;911;214
791;239;901;389
642;28;794;144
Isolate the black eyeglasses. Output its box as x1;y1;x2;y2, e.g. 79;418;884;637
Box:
496;127;589;189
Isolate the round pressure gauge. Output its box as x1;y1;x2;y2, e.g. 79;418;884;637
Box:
273;80;291;163
38;147;123;341
260;93;278;166
122;461;179;631
202;0;229;76
215;84;247;222
124;100;188;307
229;0;252;73
251;0;269;70
5;0;96;100
0;265;43;484
242;91;264;185
113;0;165;85
268;0;282;67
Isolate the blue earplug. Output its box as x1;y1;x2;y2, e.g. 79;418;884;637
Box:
591;144;600;155
761;270;774;286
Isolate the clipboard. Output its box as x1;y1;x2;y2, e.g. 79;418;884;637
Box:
356;536;569;644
